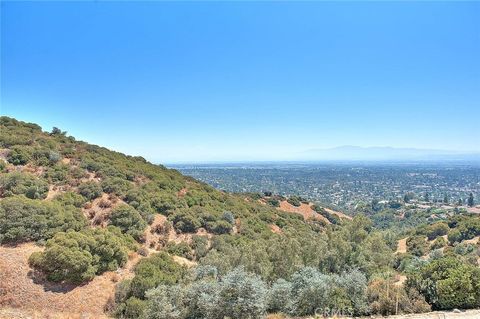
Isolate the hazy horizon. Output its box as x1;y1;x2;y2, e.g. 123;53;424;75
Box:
2;1;479;162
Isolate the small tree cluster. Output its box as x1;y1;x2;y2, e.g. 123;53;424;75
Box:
128;266;368;319
0;196;86;244
29;227;134;283
407;256;480;310
0;172;49;199
78;181;103;200
109;204;147;241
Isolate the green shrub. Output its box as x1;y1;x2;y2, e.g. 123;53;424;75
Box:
191;235;209;260
287;196;303;207
28;228;133;283
78;181;102;200
115;297;146;319
169;211;202;233
127;252;186;299
448;229;463;244
151;195;178;215
426;222;449;240
54;191;87;208
166;241;194;260
43;164;69;183
204;219;233;234
7;145;33;165
102;177;133;197
448;218;480;244
31;148;59;166
406;236;428;257
109;205;147;240
0;172;49;199
267;198;280;207
431;236;447;250
0;196;86;244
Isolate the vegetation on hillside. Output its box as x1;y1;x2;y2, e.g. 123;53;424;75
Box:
1;116;479;318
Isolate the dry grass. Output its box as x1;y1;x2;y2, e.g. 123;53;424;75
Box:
278;201;330;223
269;224;282;234
324;207;352;220
396;238;407;254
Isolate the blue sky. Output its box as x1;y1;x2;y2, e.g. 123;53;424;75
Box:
1;1;479;163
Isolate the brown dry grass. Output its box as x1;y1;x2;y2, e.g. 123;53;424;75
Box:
278;201;330;223
172;255;197;268
467;206;480;214
396;238;407;254
269;224;282;234
324;208;352;220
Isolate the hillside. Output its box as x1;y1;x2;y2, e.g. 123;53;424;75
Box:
1;117;479;319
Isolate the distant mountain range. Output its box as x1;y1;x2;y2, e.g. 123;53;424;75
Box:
299;146;480;162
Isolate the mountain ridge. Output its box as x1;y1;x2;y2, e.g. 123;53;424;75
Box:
299;145;480;161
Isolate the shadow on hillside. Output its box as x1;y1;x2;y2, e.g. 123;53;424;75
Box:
28;270;85;293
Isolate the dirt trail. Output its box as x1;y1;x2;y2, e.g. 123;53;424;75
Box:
363;309;480;319
397;238;408;254
0;243;139;319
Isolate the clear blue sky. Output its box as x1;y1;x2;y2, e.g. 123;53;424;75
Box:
1;1;479;163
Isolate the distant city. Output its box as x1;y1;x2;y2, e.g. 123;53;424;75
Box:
171;161;480;212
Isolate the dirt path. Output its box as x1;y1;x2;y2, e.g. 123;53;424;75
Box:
0;243;139;319
364;309;480;319
397;238;408;254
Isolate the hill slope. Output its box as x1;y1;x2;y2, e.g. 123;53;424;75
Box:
1;117;479;319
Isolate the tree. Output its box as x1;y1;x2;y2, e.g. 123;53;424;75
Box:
431;237;447;250
217;267;268;319
406;236;428;257
407;257;480;310
443;194;448;204
50;127;66;136
143;286;185;319
424;192;430;202
267;279;292;313
426;223;449;240
404;192;414;203
128;252;186;299
367;278;430;315
467;193;474;207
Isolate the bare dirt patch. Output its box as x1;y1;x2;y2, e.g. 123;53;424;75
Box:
45;185;65;200
324;207;352;220
269;224;282;234
278;201;329;223
396;238;407;254
464;236;479;245
177;188;188;197
467;206;480;214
